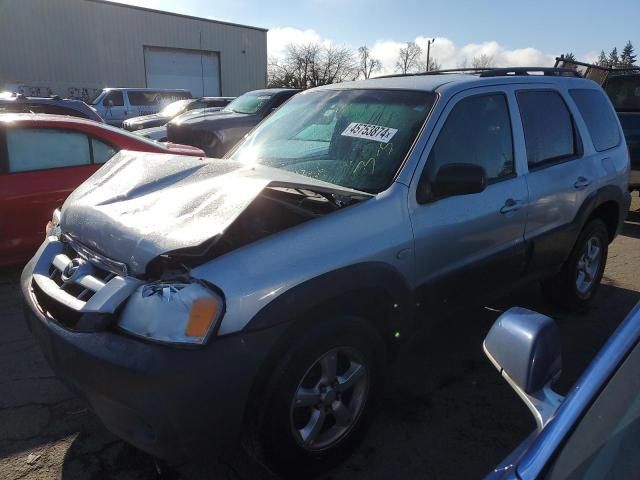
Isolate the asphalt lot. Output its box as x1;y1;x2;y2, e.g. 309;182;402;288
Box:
1;193;639;480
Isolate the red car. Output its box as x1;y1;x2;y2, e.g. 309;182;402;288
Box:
0;114;205;266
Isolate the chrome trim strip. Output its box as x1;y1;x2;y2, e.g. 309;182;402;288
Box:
63;234;129;277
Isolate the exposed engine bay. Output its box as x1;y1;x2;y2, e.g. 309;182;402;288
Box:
146;186;360;277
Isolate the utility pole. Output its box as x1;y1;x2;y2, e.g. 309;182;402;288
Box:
426;38;435;72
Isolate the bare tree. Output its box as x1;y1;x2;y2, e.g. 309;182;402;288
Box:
395;41;423;74
358;45;382;79
268;43;357;88
471;54;495;68
418;56;441;72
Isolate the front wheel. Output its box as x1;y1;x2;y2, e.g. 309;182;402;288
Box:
252;316;384;478
542;219;609;310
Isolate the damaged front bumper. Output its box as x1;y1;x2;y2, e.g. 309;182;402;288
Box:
21;251;286;461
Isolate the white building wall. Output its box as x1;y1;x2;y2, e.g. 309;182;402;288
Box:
0;0;267;101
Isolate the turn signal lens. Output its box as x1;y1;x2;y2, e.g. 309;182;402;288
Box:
185;297;219;337
45;208;62;238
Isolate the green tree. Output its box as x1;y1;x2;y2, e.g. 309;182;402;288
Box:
608;47;620;68
595;50;609;67
562;52;577;61
620;41;637;67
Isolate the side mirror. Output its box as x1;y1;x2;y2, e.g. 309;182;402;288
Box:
421;163;487;202
484;307;564;429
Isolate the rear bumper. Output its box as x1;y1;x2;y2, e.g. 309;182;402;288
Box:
21;259;285;462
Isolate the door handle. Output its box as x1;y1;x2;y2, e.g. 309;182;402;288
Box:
500;198;522;214
574;176;592;189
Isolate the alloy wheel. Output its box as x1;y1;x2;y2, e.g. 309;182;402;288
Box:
576;236;602;295
290;347;369;451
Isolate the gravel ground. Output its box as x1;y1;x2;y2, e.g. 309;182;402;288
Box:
1;193;639;480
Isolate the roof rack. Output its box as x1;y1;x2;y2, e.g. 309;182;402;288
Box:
554;56;640;85
478;67;580;77
376;67;493;79
375;66;581;80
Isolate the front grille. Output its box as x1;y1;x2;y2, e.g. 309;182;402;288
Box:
32;278;81;328
31;237;131;329
47;241;116;304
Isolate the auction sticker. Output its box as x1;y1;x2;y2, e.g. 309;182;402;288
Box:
341;122;397;143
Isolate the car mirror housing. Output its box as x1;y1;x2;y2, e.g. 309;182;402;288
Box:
483;307;564;429
419;163;487;203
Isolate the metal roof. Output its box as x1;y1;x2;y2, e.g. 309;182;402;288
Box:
87;0;268;32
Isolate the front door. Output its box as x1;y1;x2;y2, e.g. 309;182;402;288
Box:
408;88;529;310
101;90;128;126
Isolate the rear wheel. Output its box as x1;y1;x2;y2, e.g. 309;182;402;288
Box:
542;219;609;310
252;316;384;478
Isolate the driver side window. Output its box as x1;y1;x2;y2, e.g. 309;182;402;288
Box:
103;91;124;107
426;93;514;183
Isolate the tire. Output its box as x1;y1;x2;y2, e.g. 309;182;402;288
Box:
252;316;384;478
542;219;609;310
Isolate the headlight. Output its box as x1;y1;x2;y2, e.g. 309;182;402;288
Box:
45;208;62;239
118;279;224;345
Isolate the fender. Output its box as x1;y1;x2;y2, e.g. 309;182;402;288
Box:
526;185;627;277
572;184;629;240
243;262;414;333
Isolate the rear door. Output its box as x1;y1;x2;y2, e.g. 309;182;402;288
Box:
0;126;102;264
409;87;529;308
516;87;599;274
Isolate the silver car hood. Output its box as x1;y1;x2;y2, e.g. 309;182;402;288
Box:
60;150;370;275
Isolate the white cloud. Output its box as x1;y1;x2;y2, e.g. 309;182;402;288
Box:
268;27;568;74
268;27;331;60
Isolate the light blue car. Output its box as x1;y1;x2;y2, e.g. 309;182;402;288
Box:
485;302;640;479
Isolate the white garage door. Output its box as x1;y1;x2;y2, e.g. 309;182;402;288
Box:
144;47;221;97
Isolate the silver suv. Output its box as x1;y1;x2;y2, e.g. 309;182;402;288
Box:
21;69;631;477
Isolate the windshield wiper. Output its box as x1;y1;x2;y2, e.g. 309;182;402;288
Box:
317;191;353;209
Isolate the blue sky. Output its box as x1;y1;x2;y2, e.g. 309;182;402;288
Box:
112;0;639;72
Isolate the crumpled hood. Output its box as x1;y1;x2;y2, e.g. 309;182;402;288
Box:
60;150;369;275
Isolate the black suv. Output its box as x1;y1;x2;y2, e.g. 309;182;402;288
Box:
603;74;640;190
166;88;300;157
0;94;103;122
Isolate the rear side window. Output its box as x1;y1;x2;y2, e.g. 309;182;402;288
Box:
517;90;578;168
570;89;620;152
128;91;161;106
103;91;124;107
427;93;514;182
91;138;118;164
7;128;91;172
